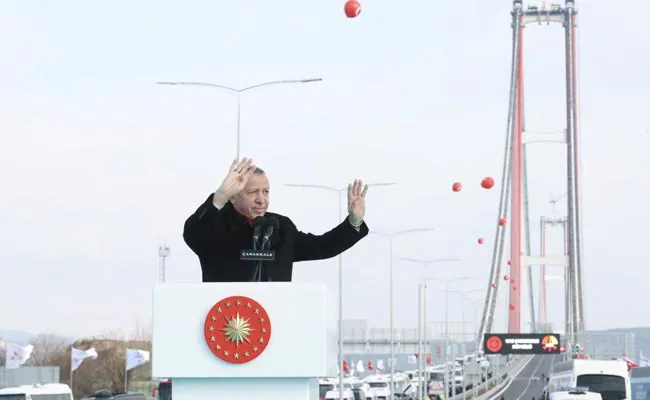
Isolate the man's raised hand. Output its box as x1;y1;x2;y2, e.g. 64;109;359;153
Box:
215;157;255;200
347;179;369;227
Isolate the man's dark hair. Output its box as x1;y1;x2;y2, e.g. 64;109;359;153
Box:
253;167;265;174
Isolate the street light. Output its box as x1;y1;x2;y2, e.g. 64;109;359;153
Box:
284;182;396;399
425;277;475;399
370;228;437;400
157;78;322;158
549;192;567;215
400;258;461;400
448;289;482;399
448;289;483;342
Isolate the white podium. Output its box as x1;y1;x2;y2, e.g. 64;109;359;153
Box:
152;283;336;400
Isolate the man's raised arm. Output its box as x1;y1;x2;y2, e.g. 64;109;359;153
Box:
183;191;229;255
292;179;370;262
183;157;257;256
293;216;369;262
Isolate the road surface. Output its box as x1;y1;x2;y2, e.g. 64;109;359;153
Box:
492;355;557;400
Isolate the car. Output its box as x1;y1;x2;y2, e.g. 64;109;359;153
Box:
81;390;148;400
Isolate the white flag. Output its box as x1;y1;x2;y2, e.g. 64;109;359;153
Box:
4;343;34;369
640;352;650;367
126;349;150;371
377;359;385;371
356;360;364;373
71;347;98;372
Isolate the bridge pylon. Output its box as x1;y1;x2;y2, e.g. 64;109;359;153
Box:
476;0;585;352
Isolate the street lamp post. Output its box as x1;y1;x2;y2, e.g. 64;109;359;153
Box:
284;182;396;400
157;78;322;158
370;229;437;400
424;277;475;399
400;258;461;400
448;290;483;342
448;289;483;398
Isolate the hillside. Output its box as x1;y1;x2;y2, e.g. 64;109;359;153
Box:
0;329;34;344
1;331;153;398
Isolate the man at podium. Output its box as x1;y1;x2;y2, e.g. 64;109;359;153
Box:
183;157;370;282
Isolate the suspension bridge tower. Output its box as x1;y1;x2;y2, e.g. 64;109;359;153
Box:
476;0;586;352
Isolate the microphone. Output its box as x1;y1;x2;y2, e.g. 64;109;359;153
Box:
252;216;266;250
260;216;280;250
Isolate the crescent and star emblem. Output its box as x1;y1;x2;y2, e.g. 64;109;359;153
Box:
203;295;272;364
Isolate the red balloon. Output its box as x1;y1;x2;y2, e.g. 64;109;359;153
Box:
503;275;509;281
344;0;362;18
509;304;515;310
507;260;512;266
491;283;497;288
481;177;495;189
477;237;484;245
452;182;462;192
499;218;507;226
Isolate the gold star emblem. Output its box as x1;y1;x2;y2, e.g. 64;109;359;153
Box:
246;302;252;308
208;326;214;332
234;353;240;359
236;300;242;306
224;350;229;357
225;301;231;308
217;307;222;313
254;308;260;315
253;346;258;352
244;351;250;357
258;337;264;344
222;312;253;347
259;317;266;323
211;315;217;321
216;344;221;350
261;328;267;334
210;336;216;342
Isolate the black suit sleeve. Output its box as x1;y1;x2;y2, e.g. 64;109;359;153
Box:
183;193;224;256
292;217;369;262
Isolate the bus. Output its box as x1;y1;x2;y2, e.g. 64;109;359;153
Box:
548;359;630;400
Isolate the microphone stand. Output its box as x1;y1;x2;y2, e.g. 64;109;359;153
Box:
252;234;264;282
253;260;264;282
256;239;272;282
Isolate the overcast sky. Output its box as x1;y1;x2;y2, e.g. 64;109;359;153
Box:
0;0;648;338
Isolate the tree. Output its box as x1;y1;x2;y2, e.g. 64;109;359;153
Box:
30;334;70;366
0;339;5;367
46;328;152;399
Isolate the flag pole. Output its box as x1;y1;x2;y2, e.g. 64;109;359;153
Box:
69;346;75;390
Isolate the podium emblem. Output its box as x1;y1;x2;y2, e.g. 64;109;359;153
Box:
203;295;272;364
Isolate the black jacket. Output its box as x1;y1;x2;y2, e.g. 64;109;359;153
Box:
183;194;369;282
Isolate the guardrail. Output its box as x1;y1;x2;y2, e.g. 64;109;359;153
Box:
446;356;533;400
